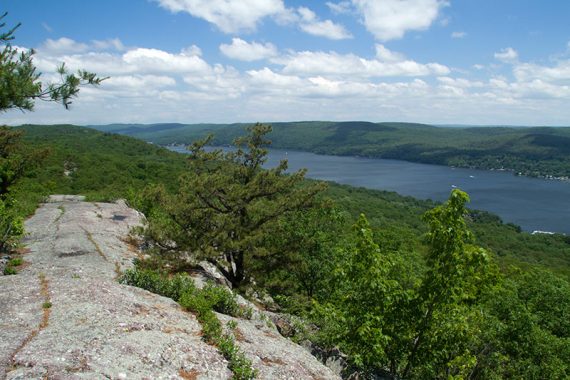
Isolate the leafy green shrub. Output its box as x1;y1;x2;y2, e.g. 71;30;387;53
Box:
3;266;17;275
119;268;196;301
218;334;257;380
201;283;240;316
0;198;24;253
8;257;23;266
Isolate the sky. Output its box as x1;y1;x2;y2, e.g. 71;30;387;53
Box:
2;0;570;126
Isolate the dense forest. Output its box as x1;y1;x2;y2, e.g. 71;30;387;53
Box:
5;123;570;378
90;121;570;179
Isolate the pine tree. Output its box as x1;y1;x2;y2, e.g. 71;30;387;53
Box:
150;123;326;288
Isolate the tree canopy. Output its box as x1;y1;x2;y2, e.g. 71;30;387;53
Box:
138;123;326;288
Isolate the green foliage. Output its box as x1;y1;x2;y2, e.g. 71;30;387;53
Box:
3;265;16;275
470;268;570;379
0;126;45;252
13;124;569;279
13;124;189;207
309;190;498;378
42;301;52;309
401;191;496;378
0;197;23;252
260;201;348;301
338;215;405;368
120;268;196;301
8;257;22;266
92;121;570;178
140;123;326;287
219;337;258;380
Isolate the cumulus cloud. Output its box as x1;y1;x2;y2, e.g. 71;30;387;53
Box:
494;47;519;63
513;61;570;84
297;7;352;40
92;38;125;51
247;67;304;88
105;75;176;89
437;76;484;88
155;0;286;33
6;35;570;127
274;48;450;77
375;44;405;62
155;0;351;40
352;0;448;41
33;44;212;77
39;37;125;56
40;37;89;54
220;38;278;61
122;48;212;73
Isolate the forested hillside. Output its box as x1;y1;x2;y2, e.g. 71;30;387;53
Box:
90;121;570;178
7;124;570;378
12;124;569;277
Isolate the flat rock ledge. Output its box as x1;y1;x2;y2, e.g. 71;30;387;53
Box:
0;197;338;379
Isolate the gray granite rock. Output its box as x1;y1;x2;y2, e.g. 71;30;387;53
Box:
1;198;230;379
0;197;339;379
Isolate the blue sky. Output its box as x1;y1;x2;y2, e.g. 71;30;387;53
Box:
3;0;570;125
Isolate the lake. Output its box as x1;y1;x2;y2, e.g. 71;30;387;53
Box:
168;146;570;234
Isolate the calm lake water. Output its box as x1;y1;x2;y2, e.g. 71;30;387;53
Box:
169;146;570;234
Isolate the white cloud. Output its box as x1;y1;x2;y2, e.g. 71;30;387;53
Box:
122;48;211;73
352;0;448;41
155;0;286;33
181;45;203;56
451;31;466;39
513;61;570;84
247;67;304;88
274;49;450;77
326;1;352;14
105;75;176;89
494;47;519;63
6;36;570;127
296;7;352;40
437;77;484;88
33;44;212;77
155;0;351;40
92;38;125;51
375;44;405;62
220;38;277;61
40;38;88;54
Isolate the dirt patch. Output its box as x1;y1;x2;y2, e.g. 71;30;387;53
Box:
179;368;200;379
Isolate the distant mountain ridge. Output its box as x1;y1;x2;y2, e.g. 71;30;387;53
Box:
88;121;570;178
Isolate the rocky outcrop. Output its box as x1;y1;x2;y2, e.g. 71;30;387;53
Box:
0;196;339;379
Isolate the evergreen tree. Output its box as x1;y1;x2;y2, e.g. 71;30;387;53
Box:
146;123;326;288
